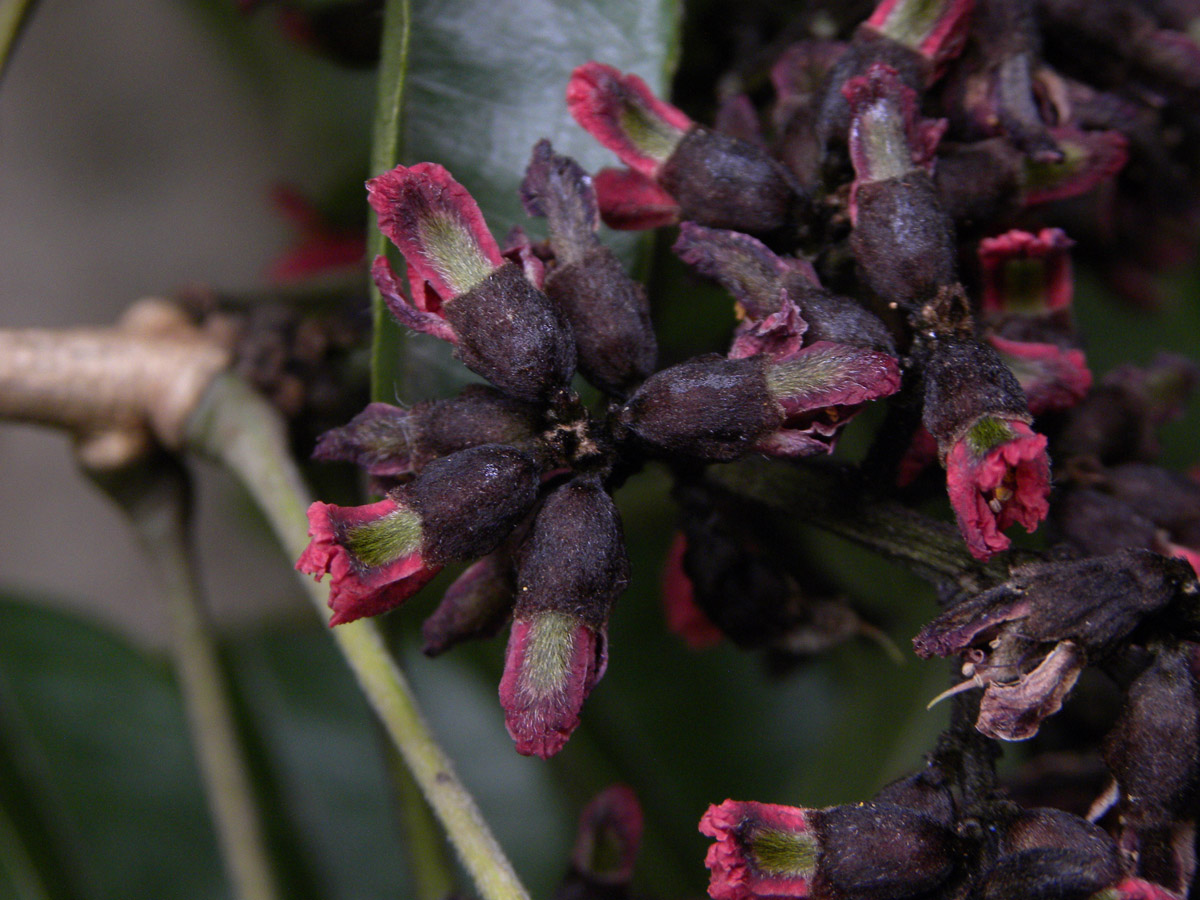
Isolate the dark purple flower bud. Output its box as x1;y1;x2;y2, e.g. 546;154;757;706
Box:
850;172;957;310
1103;646;1200;834
934;137;1025;225
923;337;1050;559
771;40;847;189
366;163;575;402
1053;489;1164;559
979;808;1122;900
521;141;657;396
915;550;1198;739
619;347;900;462
499;477;628;758
700;795;959;900
1058;354;1200;465
296;444;539;625
814;36;928;167
938;0;1061;160
421;548;515;656
554;784;643;900
312;385;542;478
567;62;801;234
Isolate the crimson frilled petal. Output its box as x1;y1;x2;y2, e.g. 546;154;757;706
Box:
988;335;1092;416
366;162;504;300
756;342;901;457
700;800;816;900
945;419;1050;560
296;498;442;626
499;615;607;759
770;341;902;410
567;62;692;178
661;532;723;650
978;228;1075;314
371;255;459;344
730;298;807;361
594;167;680;230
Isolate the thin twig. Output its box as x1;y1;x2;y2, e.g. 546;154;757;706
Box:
186;373;529;900
86;459;280;900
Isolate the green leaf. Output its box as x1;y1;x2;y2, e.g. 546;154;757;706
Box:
0;597;413;900
368;0;683;401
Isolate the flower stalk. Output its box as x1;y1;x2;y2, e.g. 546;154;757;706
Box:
185;373;531;900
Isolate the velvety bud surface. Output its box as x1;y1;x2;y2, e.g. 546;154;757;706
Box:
657;127;799;234
443;262;576;402
619;355;781;461
407;443;539;563
810;801;958;900
851;172;957;309
543;250;657;397
700;800;817;900
1103;646;1200;830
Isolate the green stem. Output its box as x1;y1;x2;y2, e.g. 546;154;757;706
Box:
368;0;411;403
0;0;35;79
85;459;280;900
386;746;456;900
186;373;529;900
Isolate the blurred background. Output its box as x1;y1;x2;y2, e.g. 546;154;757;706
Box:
1;2;1197;899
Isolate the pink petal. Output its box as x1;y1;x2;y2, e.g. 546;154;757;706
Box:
700;800;815;900
567;62;692;178
594;167;680;230
661;533;723;650
366;162;503;299
946;419;1050;560
978;227;1075;313
499;616;607;759
296;498;442;626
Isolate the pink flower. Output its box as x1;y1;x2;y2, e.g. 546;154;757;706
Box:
499;614;607;759
700;800;816;900
945;417;1050;560
566;62;692;179
296;497;441;626
978;228;1075;314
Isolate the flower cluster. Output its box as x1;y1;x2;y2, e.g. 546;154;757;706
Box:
293;0;1200;894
